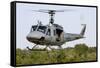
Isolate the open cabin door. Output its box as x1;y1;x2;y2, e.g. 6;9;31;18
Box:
56;29;64;42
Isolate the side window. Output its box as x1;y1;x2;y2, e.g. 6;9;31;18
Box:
46;29;51;36
30;25;37;32
32;26;37;31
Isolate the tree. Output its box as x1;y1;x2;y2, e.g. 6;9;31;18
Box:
74;44;88;57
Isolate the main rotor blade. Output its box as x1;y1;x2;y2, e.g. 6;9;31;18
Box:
39;9;75;12
38;9;64;12
32;9;75;13
32;10;48;13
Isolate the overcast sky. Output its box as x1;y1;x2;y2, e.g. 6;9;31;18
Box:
16;3;96;49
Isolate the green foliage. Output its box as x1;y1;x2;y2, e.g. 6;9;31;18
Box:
74;44;88;56
16;44;97;65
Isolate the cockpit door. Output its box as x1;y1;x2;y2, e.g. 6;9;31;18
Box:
56;29;64;42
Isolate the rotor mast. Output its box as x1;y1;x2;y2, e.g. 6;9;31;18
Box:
49;10;55;24
32;9;66;25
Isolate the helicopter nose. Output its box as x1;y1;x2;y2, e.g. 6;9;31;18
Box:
26;31;44;41
26;36;33;42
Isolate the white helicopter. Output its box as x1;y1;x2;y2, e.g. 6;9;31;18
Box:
26;10;86;51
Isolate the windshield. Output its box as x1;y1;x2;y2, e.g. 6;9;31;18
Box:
37;26;47;33
30;25;37;32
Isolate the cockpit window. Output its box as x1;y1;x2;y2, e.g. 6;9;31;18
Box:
30;25;37;32
37;26;47;33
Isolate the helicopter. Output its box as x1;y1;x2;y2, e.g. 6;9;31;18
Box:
26;9;86;51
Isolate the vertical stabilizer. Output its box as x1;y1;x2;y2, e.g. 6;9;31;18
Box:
80;24;86;36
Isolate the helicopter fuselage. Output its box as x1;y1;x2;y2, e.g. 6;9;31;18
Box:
26;10;86;50
26;23;86;46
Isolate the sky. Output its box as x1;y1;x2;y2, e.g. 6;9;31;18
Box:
16;3;96;49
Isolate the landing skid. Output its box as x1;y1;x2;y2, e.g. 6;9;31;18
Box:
27;46;47;51
27;44;37;51
27;44;63;51
27;44;47;51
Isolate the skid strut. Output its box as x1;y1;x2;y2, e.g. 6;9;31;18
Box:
27;44;37;51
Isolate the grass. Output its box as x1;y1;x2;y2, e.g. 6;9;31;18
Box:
16;43;97;65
